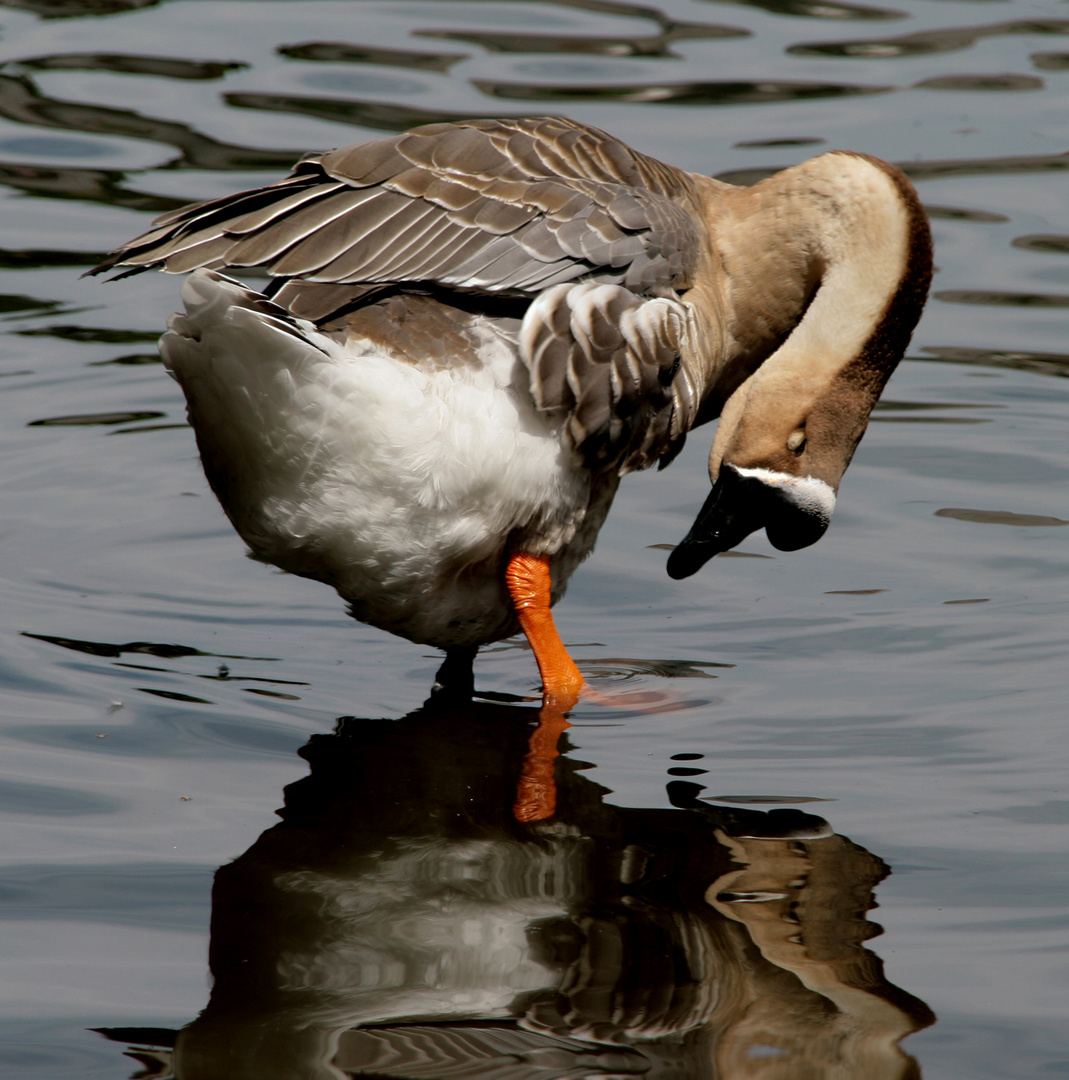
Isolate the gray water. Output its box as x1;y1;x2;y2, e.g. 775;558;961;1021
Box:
0;0;1067;1077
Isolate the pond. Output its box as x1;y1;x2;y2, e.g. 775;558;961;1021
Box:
0;0;1067;1077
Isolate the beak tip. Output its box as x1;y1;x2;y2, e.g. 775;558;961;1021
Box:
666;543;712;580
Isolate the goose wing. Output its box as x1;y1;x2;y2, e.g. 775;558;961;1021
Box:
93;116;703;469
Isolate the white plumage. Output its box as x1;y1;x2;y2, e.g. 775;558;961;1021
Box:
163;270;607;648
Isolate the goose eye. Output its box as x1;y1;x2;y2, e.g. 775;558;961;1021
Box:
787;429;806;453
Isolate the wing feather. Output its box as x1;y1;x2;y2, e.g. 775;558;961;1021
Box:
521;281;687;471
92;116;705;470
94;116;702;298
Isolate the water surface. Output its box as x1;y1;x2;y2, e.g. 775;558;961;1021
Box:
0;0;1067;1077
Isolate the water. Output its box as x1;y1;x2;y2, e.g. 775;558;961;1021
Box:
0;0;1067;1076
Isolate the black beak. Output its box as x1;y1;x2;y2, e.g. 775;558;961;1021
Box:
666;466;832;580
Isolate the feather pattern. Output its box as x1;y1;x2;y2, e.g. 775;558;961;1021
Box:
91;116;931;657
93;116;710;471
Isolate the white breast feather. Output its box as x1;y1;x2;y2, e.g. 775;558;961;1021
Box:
161;272;592;646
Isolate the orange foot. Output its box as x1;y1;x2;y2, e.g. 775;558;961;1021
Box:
505;552;693;822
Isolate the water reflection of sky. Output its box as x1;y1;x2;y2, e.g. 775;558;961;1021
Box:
0;0;1067;1078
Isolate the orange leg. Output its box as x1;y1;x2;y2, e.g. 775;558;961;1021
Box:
505;552;583;823
513;704;571;823
505;552;585;709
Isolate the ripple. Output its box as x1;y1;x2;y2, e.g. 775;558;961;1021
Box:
934;289;1069;308
1030;51;1069;70
0;159;182;213
414;19;746;58
16;53;247;81
920;345;1069;378
0;73;299;173
245;687;302;700
582;656;733;680
279;41;468;72
473;77;892;105
14;325;160;343
138;687;213;704
913;73;1043;92
0;293;66;316
704;794;831;804
0;0;162;15
935;508;1069;527
716;0;904;20
734;136;825;148
27;410;166;427
899;150;1069;182
21;631;278;661
874;399;1002;411
0;248;105;270
788;18;1069;58
1012;234;1069;255
107;422;188;434
924;205;1009;223
224;91;479;132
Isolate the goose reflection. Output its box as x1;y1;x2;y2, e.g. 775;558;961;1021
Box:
101;696;932;1079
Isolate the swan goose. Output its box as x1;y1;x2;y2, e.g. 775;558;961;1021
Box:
93;116;932;706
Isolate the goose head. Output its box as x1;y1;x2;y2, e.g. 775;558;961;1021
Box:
668;153;931;580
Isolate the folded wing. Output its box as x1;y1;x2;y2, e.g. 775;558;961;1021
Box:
92;116;704;470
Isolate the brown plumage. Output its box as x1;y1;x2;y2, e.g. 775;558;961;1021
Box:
92;117;931;699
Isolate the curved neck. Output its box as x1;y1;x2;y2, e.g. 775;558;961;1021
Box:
686;153;931;484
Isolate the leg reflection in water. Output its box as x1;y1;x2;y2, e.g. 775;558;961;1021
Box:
97;697;933;1080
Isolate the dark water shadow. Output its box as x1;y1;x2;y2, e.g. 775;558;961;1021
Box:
279;41;469;73
1012;234;1069;255
1031;51;1069;70
415;0;751;35
924;205;1008;223
0;247;105;269
0;0;162;15
934;289;1069;308
93;697;932;1079
227;81;889;133
393;0;786;62
0;72;300;172
919;345;1069;378
473;77;892;105
223;92;489;134
911;73;1042;91
27;409;166;426
787;18;1069;58
21;631;279;663
414;14;746;58
934;507;1068;527
707;0;904;20
16;53;246;80
0;157;183;212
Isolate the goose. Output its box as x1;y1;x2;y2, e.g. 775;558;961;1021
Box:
92;116;932;708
